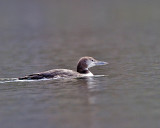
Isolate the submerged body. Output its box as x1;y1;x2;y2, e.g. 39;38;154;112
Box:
19;69;88;80
19;57;108;80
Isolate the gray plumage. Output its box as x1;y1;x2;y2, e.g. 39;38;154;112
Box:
19;69;81;80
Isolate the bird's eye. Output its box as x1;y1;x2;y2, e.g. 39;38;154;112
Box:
91;60;94;61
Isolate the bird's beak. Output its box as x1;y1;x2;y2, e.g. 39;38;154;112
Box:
95;61;108;66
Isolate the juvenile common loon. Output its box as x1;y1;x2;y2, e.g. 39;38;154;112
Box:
18;56;108;80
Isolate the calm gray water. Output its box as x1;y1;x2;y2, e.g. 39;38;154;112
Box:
0;0;160;128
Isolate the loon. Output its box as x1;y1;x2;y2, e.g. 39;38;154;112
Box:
18;56;108;80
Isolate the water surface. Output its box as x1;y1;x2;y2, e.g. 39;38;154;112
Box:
0;0;160;128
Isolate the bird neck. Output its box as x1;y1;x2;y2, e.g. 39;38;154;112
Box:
77;64;89;74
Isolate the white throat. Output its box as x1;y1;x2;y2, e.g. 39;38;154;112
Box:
83;71;93;76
